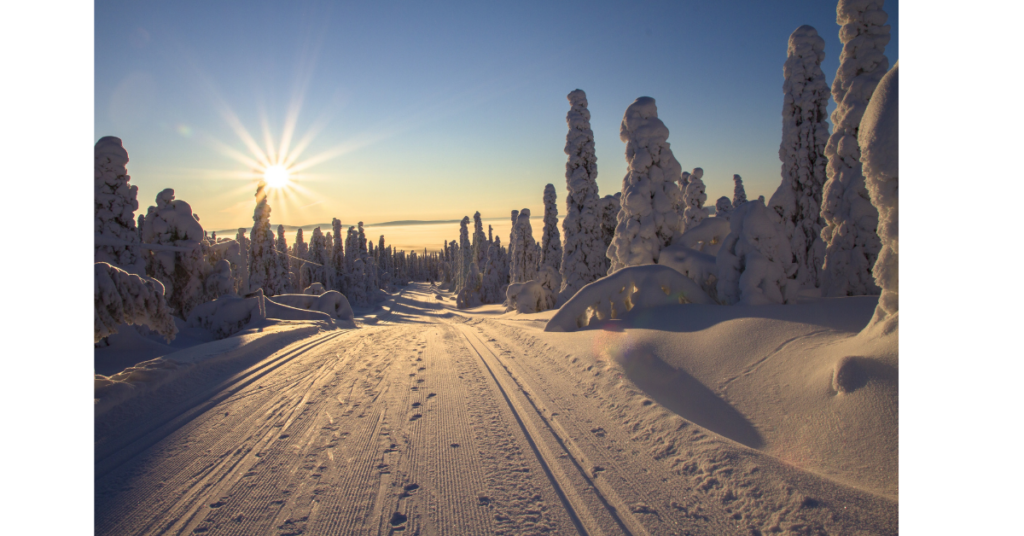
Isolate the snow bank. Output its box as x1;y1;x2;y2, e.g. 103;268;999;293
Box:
716;200;799;305
186;292;266;339
95;262;178;343
270;291;355;321
859;61;898;334
546;264;713;332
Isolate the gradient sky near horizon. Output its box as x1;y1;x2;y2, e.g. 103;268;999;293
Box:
96;0;898;233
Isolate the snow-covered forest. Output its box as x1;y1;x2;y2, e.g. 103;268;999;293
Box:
80;1;912;534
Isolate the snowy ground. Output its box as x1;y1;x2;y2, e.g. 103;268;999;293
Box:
95;283;897;535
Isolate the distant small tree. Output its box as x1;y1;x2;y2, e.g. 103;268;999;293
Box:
681;168;708;233
733;174;748;208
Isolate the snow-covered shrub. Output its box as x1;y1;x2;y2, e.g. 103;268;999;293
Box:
606;97;684;273
536;265;560;311
541;184;562;272
268;290;354;321
141;188;206;317
673;216;731;257
510;209;539;283
186;293;266;340
95;262;177;343
559;89;606;303
819;0;891;297
658;244;720;302
204;259;236;299
733;174;748;208
681;168;708;233
505;280;547;314
859;61;898;333
715;197;733;220
716;200;799;305
769;24;831;290
95;137;145;274
545;264;713;332
303;282;326;295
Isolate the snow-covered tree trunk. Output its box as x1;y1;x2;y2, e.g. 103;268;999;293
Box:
859;61;898;334
541;184;562;273
95;137;145;274
716;200;799;305
769;24;831;290
559;89;606;302
606;97;684;273
95;262;177;343
819;0;890;297
141;188;207;318
733;174;748;208
681;167;708;233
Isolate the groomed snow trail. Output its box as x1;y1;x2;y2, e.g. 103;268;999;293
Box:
96;284;897;535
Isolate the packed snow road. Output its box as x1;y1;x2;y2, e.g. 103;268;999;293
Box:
96;284;895;536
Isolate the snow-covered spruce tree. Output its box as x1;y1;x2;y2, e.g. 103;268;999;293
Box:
95;262;178;343
331;218;346;294
559;89;606;302
508;210;520;280
768;24;831;290
95;136;145;274
472;212;487;265
716;199;799;305
510;209;539;284
235;228;250;295
715;197;733;220
293;228;308;291
597;193;620;268
859;61;898;333
606;97;684;273
458;216;472;292
480;243;504;304
819;0;890;297
248;181;285;296
306;226;328;288
276;225;292;294
141;188;207;318
204;259;236;300
733;174;748;208
682;168;708;233
541;184;562;273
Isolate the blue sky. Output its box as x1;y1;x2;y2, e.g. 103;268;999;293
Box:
95;0;898;231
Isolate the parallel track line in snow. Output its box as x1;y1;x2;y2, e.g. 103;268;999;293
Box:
458;325;631;536
95;329;349;480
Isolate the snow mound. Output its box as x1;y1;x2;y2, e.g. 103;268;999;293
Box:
186;292;266;339
673;216;730;257
505;280;548;314
658;243;719;302
270;291;355;321
95;262;178;343
303;282;326;295
546;264;714;332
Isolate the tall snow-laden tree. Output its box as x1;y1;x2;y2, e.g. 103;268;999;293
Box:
472;212;487;265
235;228;250;294
769;24;831;290
95;262;178;343
248;181;284;296
510;209;539;284
332;218;346;293
859;61;898;333
95;136;145;274
541;184;562;272
307;226;328;287
142;188;207;317
276;224;291;294
716;200;799;305
606;97;684;273
559;89;606;301
458;216;472;292
681;168;708;233
598;193;620;258
733;174;748;208
293;228;308;290
819;0;890;297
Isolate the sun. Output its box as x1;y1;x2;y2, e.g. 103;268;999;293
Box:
263;164;291;188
